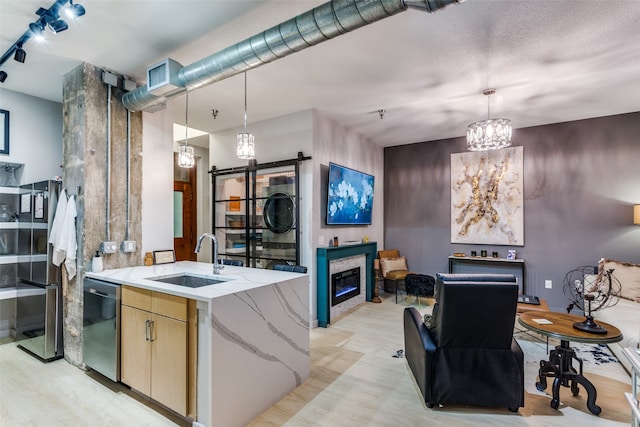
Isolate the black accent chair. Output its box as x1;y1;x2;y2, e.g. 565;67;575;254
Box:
219;258;244;267
273;264;307;273
403;273;524;412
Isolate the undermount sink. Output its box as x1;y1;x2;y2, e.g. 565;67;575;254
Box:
145;273;229;288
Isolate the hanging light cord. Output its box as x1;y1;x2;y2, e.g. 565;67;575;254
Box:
484;88;495;120
184;91;189;145
243;72;248;133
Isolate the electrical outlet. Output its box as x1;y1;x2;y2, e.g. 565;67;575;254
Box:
319;235;325;246
121;240;136;253
545;280;552;289
101;241;117;254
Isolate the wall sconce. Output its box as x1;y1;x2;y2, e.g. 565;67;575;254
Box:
634;205;640;225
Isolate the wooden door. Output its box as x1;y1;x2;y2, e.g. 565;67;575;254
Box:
174;155;197;261
120;305;151;395
151;313;188;416
174;181;197;261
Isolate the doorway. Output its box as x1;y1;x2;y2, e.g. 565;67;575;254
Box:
174;154;197;261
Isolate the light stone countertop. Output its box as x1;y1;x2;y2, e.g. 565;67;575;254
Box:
84;260;307;303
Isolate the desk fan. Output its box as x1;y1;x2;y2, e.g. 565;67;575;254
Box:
563;266;621;334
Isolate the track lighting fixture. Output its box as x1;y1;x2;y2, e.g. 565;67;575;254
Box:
29;22;45;40
14;46;26;63
65;1;86;18
0;0;87;80
47;18;69;34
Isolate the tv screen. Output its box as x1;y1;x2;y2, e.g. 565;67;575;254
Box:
326;163;374;225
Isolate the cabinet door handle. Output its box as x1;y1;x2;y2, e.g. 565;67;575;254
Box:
149;320;155;342
145;319;150;341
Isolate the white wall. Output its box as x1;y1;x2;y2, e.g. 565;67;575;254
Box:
311;110;384;326
141;108;174;256
0;88;63;183
312;110;384;248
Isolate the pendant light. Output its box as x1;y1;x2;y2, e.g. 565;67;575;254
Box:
236;72;255;160
178;91;195;168
467;88;512;151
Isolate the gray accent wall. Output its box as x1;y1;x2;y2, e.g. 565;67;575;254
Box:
384;112;640;311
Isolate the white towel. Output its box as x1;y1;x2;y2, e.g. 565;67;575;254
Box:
62;195;77;279
49;191;78;280
49;188;67;266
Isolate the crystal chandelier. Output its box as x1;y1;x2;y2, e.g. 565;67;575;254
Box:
178;91;195;168
237;72;255;160
467;88;512;151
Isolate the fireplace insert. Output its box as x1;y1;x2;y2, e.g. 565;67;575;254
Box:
331;267;361;306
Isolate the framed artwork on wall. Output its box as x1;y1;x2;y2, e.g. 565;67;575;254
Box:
450;146;524;246
0;109;8;155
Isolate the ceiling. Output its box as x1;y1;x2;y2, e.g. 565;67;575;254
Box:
1;0;639;147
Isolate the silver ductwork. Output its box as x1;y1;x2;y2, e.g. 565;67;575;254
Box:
122;0;463;112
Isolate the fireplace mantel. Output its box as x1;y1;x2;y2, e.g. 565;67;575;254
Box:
316;242;377;327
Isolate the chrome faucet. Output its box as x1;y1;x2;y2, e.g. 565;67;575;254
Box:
194;233;223;275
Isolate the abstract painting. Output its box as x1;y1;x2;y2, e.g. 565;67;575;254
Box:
451;146;524;245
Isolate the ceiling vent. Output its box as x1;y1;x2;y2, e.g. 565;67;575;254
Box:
147;58;183;95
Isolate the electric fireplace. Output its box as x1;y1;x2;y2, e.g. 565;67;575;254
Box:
331;267;361;306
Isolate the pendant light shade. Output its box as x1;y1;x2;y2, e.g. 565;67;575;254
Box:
237;72;255;160
467;89;512;151
178;144;195;168
178;92;195;168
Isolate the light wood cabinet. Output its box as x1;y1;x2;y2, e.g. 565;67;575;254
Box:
120;286;196;417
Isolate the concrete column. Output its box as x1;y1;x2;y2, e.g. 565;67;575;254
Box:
62;63;142;365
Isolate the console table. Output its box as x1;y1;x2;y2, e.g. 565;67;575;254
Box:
448;255;526;293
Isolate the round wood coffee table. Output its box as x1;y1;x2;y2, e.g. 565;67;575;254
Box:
518;311;623;415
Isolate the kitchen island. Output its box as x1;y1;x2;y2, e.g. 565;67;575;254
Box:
86;261;310;427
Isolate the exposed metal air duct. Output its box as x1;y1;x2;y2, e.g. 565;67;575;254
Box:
122;0;464;112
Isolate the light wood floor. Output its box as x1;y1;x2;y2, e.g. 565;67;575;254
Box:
0;293;633;426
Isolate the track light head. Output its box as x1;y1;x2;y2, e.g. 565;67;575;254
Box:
65;2;86;18
47;18;68;34
29;22;43;35
29;22;45;41
0;71;7;83
14;47;26;63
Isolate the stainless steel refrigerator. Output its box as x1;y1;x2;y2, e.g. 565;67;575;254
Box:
15;180;63;361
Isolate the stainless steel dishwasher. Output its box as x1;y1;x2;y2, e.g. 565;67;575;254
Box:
83;278;121;382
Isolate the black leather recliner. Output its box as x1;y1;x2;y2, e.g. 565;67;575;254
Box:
403;273;524;412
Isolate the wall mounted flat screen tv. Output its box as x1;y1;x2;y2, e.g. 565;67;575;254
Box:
326;163;374;225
